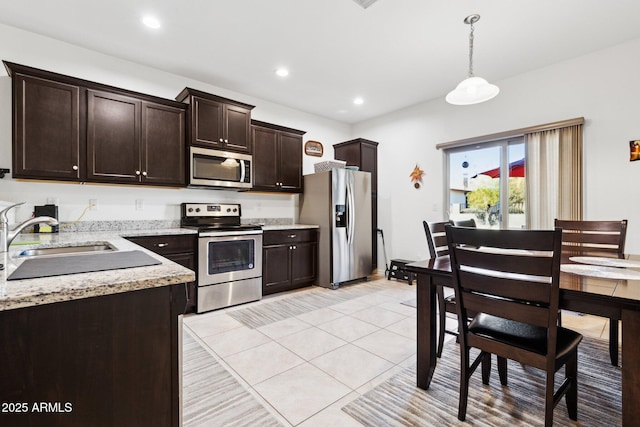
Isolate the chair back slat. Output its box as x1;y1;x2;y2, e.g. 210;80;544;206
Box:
466;335;548;367
555;219;627;259
458;270;551;305
463;292;550;328
424;221;451;258
455;248;554;277
450;226;558;252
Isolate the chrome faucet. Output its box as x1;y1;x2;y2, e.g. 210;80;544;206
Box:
1;202;59;252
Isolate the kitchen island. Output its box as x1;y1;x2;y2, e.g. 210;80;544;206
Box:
0;230;196;427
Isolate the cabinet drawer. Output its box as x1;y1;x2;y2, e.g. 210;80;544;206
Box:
127;234;196;255
263;228;317;246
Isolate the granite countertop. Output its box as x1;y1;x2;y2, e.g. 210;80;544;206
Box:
0;228;197;312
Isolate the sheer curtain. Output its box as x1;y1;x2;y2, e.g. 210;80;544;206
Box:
525;124;583;229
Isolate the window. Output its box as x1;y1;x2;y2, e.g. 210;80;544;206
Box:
439;117;583;230
446;138;525;229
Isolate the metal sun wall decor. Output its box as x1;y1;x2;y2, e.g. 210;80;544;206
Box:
410;164;424;188
630;140;640;161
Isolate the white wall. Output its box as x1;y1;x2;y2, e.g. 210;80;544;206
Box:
354;37;640;262
0;24;350;224
3;23;639;262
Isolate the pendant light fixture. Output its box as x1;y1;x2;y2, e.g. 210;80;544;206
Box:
446;14;499;105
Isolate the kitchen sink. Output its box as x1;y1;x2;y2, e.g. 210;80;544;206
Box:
17;242;117;257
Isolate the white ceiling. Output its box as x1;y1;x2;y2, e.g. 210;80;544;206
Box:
2;0;640;124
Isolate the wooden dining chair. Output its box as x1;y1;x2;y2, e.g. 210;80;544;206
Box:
555;219;627;366
446;225;583;427
423;220;456;357
424;219;479;357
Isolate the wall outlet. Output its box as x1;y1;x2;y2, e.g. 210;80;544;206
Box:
135;199;144;211
89;199;98;211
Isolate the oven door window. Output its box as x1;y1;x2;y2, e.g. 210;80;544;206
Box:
193;154;242;182
207;240;254;274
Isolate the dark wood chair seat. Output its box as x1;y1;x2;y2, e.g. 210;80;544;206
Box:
446;225;582;426
470;313;583;358
555;218;627;366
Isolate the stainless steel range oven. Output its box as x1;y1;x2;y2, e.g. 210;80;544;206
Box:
181;203;262;313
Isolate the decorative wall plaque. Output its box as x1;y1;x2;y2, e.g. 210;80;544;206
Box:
304;140;324;157
631;140;640;161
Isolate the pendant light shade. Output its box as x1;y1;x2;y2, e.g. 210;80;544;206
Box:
446;14;499;106
446;76;499;105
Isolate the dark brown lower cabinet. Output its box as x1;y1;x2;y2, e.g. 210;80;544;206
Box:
126;234;197;313
0;285;185;427
263;228;318;295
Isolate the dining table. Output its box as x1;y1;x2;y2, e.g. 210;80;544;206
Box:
406;254;640;426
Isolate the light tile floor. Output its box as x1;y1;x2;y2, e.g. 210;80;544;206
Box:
183;273;612;426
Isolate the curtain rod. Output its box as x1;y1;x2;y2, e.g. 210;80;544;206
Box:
436;117;584;150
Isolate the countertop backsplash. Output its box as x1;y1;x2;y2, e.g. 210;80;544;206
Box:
24;218;297;234
57;220;182;233
244;217;294;226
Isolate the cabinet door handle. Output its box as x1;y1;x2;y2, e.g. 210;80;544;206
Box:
288;234;296;238
292;245;297;250
142;171;148;176
72;165;78;171
156;243;169;248
224;139;229;143
135;170;141;176
219;138;224;142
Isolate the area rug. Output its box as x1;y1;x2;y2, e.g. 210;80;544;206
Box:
342;337;621;426
227;280;389;328
182;330;283;426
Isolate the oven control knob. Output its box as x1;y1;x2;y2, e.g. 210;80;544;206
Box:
196;208;201;212
188;208;193;212
227;208;231;212
233;208;237;212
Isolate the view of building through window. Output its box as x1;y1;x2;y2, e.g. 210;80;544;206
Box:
447;138;525;229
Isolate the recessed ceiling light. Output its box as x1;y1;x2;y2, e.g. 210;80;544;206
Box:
142;16;161;29
353;97;364;105
275;68;289;77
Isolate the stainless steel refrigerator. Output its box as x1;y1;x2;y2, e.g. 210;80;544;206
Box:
299;169;372;289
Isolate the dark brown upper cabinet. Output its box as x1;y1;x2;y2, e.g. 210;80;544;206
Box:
86;90;186;186
251;120;306;193
11;72;82;181
176;87;254;154
86;90;141;183
5;61;187;187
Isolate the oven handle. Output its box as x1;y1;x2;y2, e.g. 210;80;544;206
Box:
199;229;263;238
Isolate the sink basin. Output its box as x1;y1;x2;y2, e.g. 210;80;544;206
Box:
18;242;117;257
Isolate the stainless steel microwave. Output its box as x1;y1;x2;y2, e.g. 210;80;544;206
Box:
189;146;252;189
